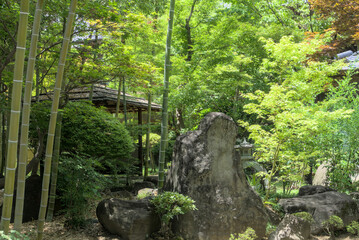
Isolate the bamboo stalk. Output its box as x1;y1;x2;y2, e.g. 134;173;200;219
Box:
158;0;176;189
37;1;77;239
0;0;30;234
46;112;62;222
14;0;46;230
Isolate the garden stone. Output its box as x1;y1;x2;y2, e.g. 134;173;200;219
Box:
96;198;160;240
137;188;158;197
312;162;330;186
269;214;311;240
133;181;155;194
0;174;42;223
279;191;359;234
164;112;268;240
298;185;335;196
110;190;134;200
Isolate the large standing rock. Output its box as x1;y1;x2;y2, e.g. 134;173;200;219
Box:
164;112;268;240
96;198;160;240
0;175;42;223
269;214;311;240
312;162;330;186
279;191;359;234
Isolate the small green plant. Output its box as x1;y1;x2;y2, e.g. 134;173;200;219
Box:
293;212;314;223
150;191;197;233
229;227;257;240
57;153;109;229
322;215;344;238
0;230;29;240
347;221;359;236
266;222;277;235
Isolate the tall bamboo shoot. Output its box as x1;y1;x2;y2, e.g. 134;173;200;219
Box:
0;0;30;234
14;0;46;230
158;0;176;189
37;1;77;239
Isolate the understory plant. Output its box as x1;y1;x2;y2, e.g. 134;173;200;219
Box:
347;221;359;236
57;153;108;228
0;230;29;240
229;227;257;240
322;215;344;239
150;191;197;234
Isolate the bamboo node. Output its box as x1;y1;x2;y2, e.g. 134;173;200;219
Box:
20;12;30;15
4;193;13;197
6;167;16;171
13;80;23;83
1;217;10;221
16;46;26;50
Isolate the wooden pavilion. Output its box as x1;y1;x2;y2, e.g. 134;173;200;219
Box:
34;85;162;175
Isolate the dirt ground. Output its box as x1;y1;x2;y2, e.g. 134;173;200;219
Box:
1;189;359;240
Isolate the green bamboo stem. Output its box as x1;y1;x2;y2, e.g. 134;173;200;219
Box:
37;1;77;239
158;0;176;189
0;0;30;234
122;76;127;125
14;0;46;230
46;112;62;222
0;112;3;177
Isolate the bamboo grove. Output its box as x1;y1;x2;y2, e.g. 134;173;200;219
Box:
2;0;359;238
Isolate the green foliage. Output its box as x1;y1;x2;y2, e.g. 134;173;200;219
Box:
30;101;134;172
266;222;277;236
150;191;197;225
347;221;359;236
293;212;314;224
0;230;29;240
229;227;257;240
241;35;349;200
57;153;108;228
322;215;344;237
317;70;359;192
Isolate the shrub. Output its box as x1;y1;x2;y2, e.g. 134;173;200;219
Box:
293;212;314;223
30;101;134;172
322;215;344;238
229;228;257;240
150;191;197;232
57;153;108;228
0;230;29;240
347;221;359;236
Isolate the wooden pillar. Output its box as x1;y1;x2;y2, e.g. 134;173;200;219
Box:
138;108;143;176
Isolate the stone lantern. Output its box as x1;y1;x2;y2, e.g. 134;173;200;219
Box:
235;138;254;161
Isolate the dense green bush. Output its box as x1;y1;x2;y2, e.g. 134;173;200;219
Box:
30;101;134;171
0;230;29;240
150;191;197;232
229;227;257;240
57;153;108;228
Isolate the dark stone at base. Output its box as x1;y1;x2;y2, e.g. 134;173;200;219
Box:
279;191;359;234
96;198;160;240
298;185;335;196
132;181;155;194
0;175;42;223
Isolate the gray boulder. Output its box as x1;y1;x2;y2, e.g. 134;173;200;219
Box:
269;214;311;240
164;112;268;240
298;185;335;196
96;198;160;240
279;191;359;234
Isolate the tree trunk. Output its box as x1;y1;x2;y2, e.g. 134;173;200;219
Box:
0;0;30;234
46;112;62;222
14;0;45;230
144;93;152;178
37;1;77;239
122;76;127;125
115;78;122;118
158;0;176;189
